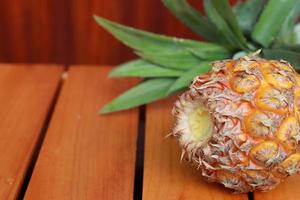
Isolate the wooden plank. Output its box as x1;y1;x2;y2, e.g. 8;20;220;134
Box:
254;175;300;200
24;66;139;199
0;64;63;199
143;97;247;200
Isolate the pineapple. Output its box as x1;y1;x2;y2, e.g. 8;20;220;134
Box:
94;0;300;193
172;55;300;192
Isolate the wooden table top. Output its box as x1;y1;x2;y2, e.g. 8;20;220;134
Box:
0;64;299;200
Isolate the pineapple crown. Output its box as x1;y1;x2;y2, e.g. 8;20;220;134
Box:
94;0;300;114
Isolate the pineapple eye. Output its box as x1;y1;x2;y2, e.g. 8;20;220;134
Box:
217;171;240;189
250;141;279;166
261;62;294;89
188;106;213;144
294;88;300;113
258;60;294;90
256;86;288;114
231;73;260;93
246;111;272;138
276;116;299;141
296;76;300;86
276;116;299;149
271;61;294;72
279;153;300;175
265;72;293;89
244;170;268;186
233;60;258;72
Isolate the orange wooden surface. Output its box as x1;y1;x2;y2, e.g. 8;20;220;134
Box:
254;175;300;200
0;64;62;199
24;66;139;199
1;64;300;199
0;0;237;65
143;97;247;200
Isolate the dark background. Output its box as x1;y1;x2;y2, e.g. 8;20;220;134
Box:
0;0;237;65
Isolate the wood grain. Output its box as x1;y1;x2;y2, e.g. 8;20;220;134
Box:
0;0;237;64
0;64;62;199
0;0;70;63
254;175;300;200
143;97;247;200
24;66;139;199
71;0;202;65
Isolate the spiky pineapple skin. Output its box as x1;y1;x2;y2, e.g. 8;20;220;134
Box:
173;56;300;192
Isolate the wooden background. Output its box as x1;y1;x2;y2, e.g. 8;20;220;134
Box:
0;0;236;65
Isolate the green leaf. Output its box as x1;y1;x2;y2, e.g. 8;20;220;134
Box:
109;59;183;77
274;44;300;53
189;47;231;60
234;0;267;34
292;23;300;45
263;49;300;69
276;2;300;44
167;62;211;94
94;15;227;54
100;78;175;113
204;0;236;48
162;0;222;42
252;0;298;47
137;42;231;70
204;0;248;50
211;0;248;47
138;51;202;70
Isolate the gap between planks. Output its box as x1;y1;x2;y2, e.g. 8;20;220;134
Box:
16;69;67;200
133;106;146;200
248;192;254;200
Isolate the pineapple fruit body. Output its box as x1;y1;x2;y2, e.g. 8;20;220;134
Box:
173;56;300;192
